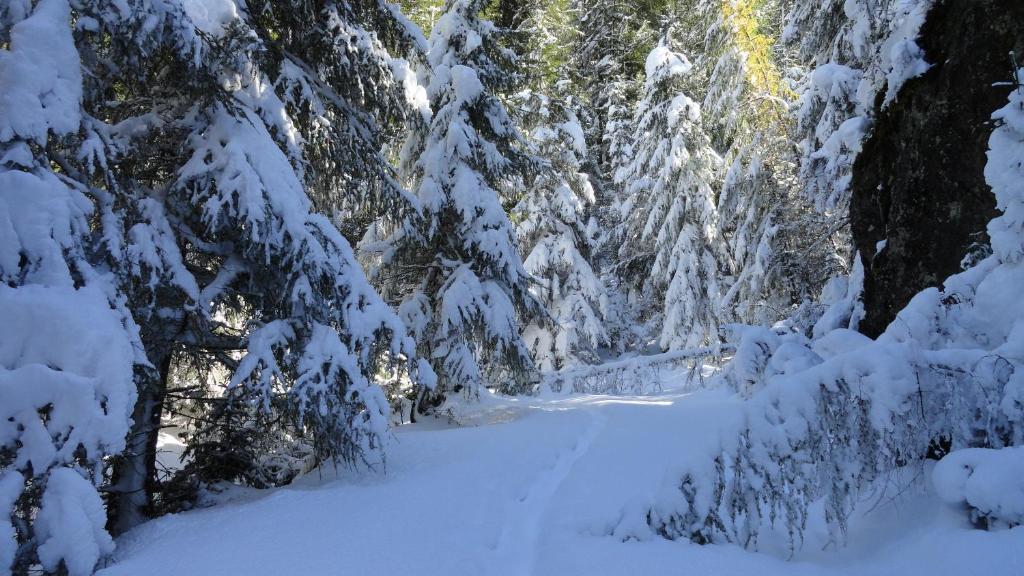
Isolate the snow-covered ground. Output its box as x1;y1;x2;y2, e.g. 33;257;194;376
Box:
101;367;1024;576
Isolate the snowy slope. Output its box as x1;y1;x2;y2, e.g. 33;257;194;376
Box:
101;370;1023;576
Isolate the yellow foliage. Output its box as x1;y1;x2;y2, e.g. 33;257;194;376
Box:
720;0;794;126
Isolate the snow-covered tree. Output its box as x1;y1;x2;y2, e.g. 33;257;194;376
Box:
647;69;1024;551
513;90;608;370
714;133;839;330
0;1;141;572
615;40;727;349
684;1;791;327
715;142;783;323
3;0;435;541
517;0;576;92
171;99;425;465
570;0;644;178
638;0;839;331
785;0;933;220
369;0;540;408
245;0;430;241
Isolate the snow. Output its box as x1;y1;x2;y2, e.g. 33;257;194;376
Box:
879;0;933;106
0;0;149;568
883;36;930;106
155;431;190;478
450;64;485;104
0;168;91;286
180;0;238;36
0;283;137;575
559;115;588;158
811;327;872;359
0;284;136;471
382;0;428;53
390;57;430;122
986;79;1024;264
99;375;1024;576
0;473;21;575
178;105;312;250
811;116;870;166
934;447;1024;528
35;469;116;576
0;0;81;144
809;63;860;94
644;42;692;80
812;254;866;338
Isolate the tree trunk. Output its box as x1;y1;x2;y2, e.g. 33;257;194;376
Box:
109;353;171;536
850;0;1024;336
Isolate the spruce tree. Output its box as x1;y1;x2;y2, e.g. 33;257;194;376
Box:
616;39;727;349
0;0;140;572
244;0;430;241
513;90;608;370
3;0;435;542
665;0;838;330
571;0;643;178
371;0;541;409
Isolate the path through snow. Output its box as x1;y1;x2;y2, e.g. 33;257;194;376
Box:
100;370;1024;576
493;410;605;576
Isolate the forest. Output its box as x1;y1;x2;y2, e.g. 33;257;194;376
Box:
1;0;1022;574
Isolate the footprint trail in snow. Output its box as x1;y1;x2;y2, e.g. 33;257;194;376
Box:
491;409;606;576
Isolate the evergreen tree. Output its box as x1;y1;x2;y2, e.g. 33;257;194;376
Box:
714;137;836;329
399;0;447;33
244;0;431;242
370;0;541;409
566;0;654;350
571;0;644;178
0;0;140;572
664;0;838;330
513;90;608;370
615;40;727;349
0;0;436;545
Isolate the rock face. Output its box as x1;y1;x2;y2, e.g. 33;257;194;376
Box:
850;0;1024;337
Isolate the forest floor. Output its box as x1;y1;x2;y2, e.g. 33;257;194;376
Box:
100;363;1024;575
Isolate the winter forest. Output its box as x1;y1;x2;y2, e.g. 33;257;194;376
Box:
1;0;1023;574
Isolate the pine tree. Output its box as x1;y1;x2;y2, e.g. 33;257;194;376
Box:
513;90;608;370
8;0;436;541
244;0;431;243
571;0;644;178
0;0;140;572
370;0;541;409
658;0;838;330
615;39;727;349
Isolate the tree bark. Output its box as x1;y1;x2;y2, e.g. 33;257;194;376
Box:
109;353;172;536
850;0;1024;337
